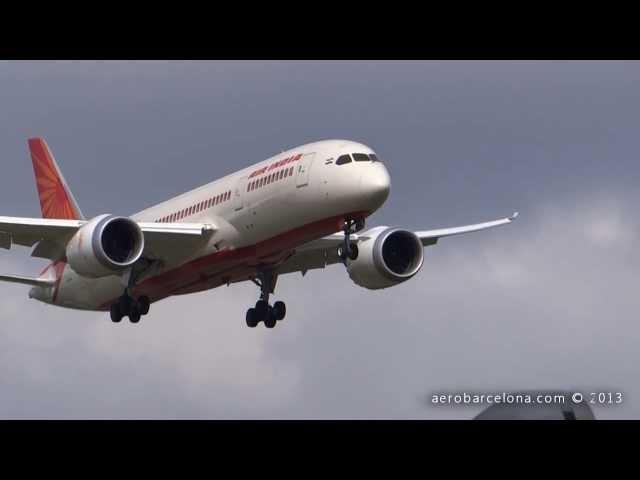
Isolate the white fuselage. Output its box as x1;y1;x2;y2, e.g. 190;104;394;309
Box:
30;139;391;311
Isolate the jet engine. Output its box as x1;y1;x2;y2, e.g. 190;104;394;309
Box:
66;214;145;278
347;226;424;290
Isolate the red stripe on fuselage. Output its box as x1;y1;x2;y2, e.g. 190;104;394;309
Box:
98;211;368;310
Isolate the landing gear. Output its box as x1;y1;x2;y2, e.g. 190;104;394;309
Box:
273;301;286;321
264;310;277;329
110;293;151;324
109;260;155;324
246;308;259;328
110;303;123;323
246;270;286;328
138;296;150;315
338;218;362;264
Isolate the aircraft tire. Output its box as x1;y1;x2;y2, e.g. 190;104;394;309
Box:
264;310;277;329
273;301;286;321
129;306;141;324
246;308;259;328
138;296;150;315
110;303;123;323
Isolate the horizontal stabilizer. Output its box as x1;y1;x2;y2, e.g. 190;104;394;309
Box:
0;274;55;287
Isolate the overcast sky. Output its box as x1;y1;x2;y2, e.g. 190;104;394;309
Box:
0;61;637;419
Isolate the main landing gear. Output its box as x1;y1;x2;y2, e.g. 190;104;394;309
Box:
246;270;286;329
337;218;364;265
110;260;154;324
110;293;151;324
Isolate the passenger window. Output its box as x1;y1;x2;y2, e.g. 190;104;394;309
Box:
353;153;369;162
336;154;352;165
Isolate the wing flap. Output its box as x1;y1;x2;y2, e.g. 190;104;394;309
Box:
137;222;216;236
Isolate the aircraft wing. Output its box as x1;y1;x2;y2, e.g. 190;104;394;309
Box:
0;274;55;287
276;212;518;276
0;216;216;261
415;212;518;246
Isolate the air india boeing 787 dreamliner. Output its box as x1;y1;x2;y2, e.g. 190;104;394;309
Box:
0;138;517;327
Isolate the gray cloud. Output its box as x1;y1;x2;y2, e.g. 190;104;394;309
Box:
0;61;637;418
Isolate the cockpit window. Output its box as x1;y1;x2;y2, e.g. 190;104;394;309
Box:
336;154;352;165
369;154;381;162
353;153;370;162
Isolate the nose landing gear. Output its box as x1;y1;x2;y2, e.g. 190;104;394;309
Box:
246;270;286;329
337;218;363;264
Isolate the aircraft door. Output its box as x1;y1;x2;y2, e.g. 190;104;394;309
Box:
296;153;315;188
234;176;248;211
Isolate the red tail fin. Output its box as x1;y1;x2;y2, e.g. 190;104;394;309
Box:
28;137;85;220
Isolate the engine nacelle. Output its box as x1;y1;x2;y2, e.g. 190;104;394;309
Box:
66;214;145;278
347;227;424;290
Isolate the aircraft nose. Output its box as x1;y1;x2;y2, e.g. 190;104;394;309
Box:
361;164;390;210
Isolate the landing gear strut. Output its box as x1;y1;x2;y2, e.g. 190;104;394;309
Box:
337;218;363;265
246;270;286;329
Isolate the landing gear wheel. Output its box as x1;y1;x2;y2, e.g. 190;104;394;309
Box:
264;309;277;329
273;301;286;321
246;308;259;328
255;300;269;319
129;305;141;324
110;303;122;323
138;296;150;316
338;243;359;262
119;295;132;315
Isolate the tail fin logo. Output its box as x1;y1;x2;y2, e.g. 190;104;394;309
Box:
28;138;84;220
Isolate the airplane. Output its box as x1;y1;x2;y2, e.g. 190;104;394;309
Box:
0;138;518;327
